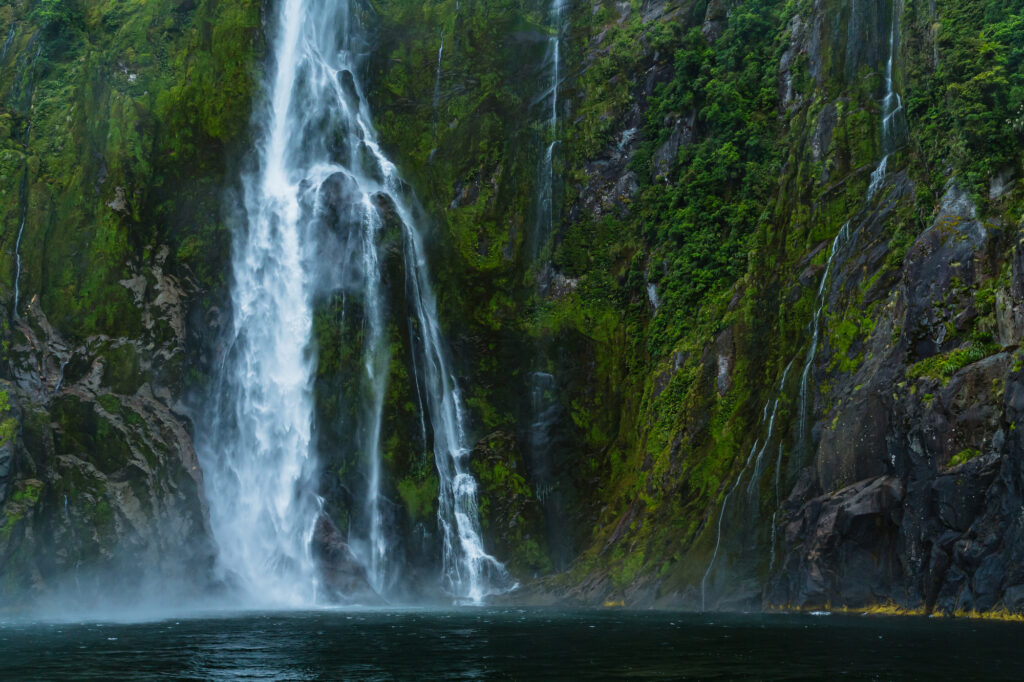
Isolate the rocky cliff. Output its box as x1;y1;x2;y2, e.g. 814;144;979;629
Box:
2;0;1023;617
0;0;262;605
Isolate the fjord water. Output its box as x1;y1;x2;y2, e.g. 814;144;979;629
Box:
2;610;1021;680
198;0;509;605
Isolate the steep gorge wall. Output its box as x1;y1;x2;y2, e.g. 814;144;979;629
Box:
0;0;1022;616
366;0;1024;615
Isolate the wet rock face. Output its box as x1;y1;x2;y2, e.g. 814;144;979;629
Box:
470;431;552;579
903;185;988;360
770;476;905;608
0;250;211;606
769;173;1024;614
313;515;381;604
652;112;695;182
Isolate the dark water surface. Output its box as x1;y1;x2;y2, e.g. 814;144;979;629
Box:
1;608;1021;680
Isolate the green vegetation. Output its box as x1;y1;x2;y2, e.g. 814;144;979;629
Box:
0;390;16;446
904;1;1024;197
949;448;982;467
1;0;1023;614
0;0;261;340
907;343;1001;383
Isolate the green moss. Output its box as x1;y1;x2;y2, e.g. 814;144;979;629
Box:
100;344;144;395
908;342;1000;384
9;480;42;506
397;475;439;522
949;448;982;467
0;390;15;446
96;394;121;414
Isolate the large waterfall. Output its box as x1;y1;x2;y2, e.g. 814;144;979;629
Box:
199;0;509;606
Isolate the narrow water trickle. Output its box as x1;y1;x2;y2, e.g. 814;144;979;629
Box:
1;25;15;63
199;0;509;606
867;1;904;200
701;359;793;611
765;221;853;572
522;0;572;571
12;174;28;317
747;361;794;498
530;0;566;259
701;438;758;612
796;222;851;458
433;32;444;116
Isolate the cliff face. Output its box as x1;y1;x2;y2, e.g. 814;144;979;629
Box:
0;0;263;604
2;0;1023;615
366;0;1024;614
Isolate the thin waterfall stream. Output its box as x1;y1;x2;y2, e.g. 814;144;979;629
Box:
531;0;566;259
700;361;792;611
12;174;27;317
523;0;572;570
701;217;854;608
433;32;444;116
867;1;904;200
199;0;509;606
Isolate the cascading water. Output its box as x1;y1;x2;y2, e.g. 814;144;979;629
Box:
357;203;390;596
765;222;853;572
747;361;794;498
521;0;572;571
530;0;566;258
867;1;904;200
701;437;758;612
199;0;509;606
795;222;851;459
199;0;331;606
0;25;15;62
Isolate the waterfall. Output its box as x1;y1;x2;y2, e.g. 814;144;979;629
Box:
701;438;758;611
12;178;26;317
520;0;573;571
433;32;444;115
199;0;331;607
530;0;566;259
0;25;15;62
747;361;794;498
700;360;793;610
795;222;850;460
867;1;904;200
769;443;784;572
528;373;558;504
359;203;390;596
199;0;509;605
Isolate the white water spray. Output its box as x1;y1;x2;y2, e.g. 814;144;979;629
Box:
199;0;509;605
199;0;328;607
